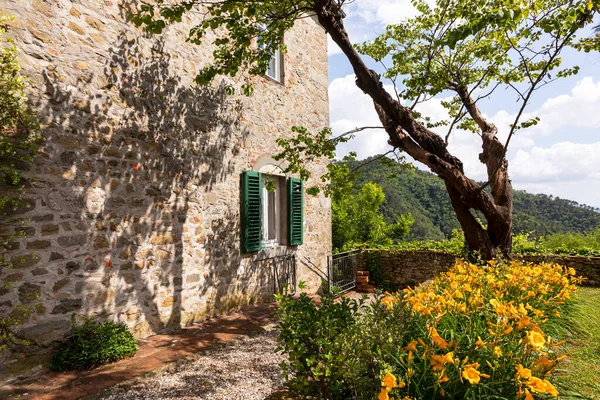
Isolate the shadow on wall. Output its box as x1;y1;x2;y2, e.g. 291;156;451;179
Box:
11;15;274;345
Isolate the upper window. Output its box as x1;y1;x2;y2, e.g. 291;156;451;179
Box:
258;24;284;83
266;48;282;82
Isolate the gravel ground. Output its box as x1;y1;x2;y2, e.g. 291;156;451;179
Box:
98;329;286;400
98;293;377;400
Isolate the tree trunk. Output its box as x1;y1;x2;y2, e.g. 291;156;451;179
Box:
315;2;514;260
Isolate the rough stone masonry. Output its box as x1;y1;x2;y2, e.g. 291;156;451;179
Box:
0;0;331;346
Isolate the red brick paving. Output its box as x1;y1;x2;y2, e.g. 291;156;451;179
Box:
0;302;277;400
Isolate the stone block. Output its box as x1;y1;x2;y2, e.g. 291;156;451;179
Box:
51;298;82;314
11;254;41;269
41;224;60;235
18;283;41;304
27;240;51;250
58;234;87;247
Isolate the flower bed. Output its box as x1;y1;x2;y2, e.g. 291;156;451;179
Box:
276;260;582;399
378;260;581;399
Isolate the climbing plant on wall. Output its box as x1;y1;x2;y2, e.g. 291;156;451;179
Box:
0;13;42;352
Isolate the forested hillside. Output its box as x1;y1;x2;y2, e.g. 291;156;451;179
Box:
347;156;600;240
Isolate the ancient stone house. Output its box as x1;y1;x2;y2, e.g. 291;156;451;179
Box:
0;0;331;345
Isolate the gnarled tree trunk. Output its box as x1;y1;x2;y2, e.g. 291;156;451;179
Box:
314;0;513;259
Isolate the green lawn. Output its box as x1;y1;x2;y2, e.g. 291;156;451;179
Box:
555;286;600;399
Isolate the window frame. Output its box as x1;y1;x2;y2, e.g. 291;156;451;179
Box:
262;175;282;248
258;24;284;83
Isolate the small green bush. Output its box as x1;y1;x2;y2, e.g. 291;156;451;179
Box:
275;285;410;399
49;318;138;371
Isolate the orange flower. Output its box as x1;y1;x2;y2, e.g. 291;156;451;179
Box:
525;376;558;395
404;340;418;352
515;364;532;380
543;379;559;396
475;336;486;348
431;353;454;371
378;388;390;400
526;330;546;349
437;371;450;383
462;363;481;385
524;389;534;400
429;327;449;349
517;316;531;330
382;373;397;389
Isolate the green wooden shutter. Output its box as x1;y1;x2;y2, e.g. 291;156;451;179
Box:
288;177;303;246
241;171;262;253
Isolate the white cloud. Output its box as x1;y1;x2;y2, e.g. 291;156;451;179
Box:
329;74;394;158
511;142;600;183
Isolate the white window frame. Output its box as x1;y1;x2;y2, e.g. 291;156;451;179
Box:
262;175;282;248
266;49;281;82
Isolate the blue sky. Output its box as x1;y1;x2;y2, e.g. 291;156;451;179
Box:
327;0;600;208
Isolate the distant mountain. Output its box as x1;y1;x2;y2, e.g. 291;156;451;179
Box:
346;156;600;240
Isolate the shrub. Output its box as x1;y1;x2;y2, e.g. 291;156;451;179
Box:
275;286;411;399
49;318;138;371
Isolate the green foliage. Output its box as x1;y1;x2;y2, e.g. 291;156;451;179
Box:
0;14;41;212
49;317;138;371
0;13;42;353
356;0;598;135
331;159;413;251
514;229;600;257
274;290;410;399
346;155;600;243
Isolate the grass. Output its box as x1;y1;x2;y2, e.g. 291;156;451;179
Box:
553;287;600;399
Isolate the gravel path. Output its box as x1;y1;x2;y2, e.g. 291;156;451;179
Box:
98;329;286;400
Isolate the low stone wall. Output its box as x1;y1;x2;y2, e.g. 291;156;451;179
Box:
359;250;600;289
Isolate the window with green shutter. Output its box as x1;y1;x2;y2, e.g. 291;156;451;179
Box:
288;177;303;246
241;171;262;253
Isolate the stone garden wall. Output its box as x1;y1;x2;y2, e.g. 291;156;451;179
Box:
0;0;331;347
360;250;600;289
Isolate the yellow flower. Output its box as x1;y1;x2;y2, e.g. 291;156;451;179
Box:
493;346;502;358
462;363;481;385
525;377;547;392
543;379;559;396
381;296;397;310
378;388;390;400
382;373;397;389
515;364;532;380
526;330;546;349
524;389;534;400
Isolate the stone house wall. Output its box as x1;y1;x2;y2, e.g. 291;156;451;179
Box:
0;0;331;345
359;250;600;289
